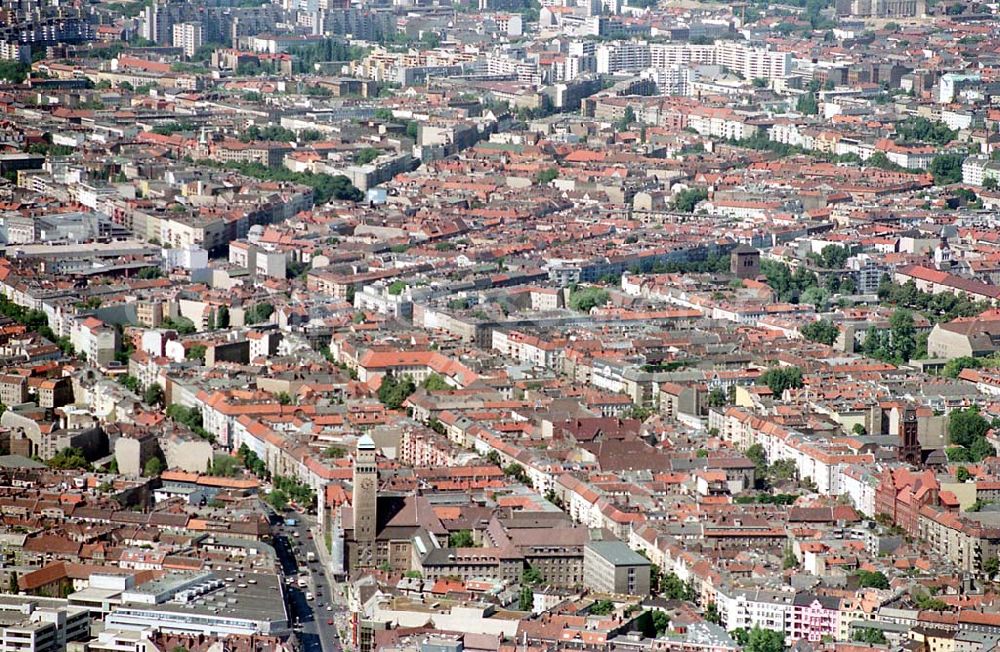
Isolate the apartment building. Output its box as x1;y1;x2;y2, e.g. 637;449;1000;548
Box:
582;540;650;596
172;22;203;57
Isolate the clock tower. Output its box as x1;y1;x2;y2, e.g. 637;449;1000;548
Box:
353;434;378;568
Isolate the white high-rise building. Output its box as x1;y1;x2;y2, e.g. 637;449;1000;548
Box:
172;22;203;58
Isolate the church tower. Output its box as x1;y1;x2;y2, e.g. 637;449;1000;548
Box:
352;434;378;568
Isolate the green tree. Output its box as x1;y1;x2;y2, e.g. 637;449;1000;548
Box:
745;626;785;652
707;387;727;407
186;345;207;361
449;529;475;547
422;373;451;391
143;456;164;477
652;610;670;634
144;383;164;406
796;93;819;115
216;306;230;329
704;602;721;625
266;489;289;511
210;454;241;477
944;356;982;378
930;153;964;185
985;176;998;191
245;302;274;325
758;366;804;396
971;436;996;462
118;375;141;394
534;168;558;185
47;447;91;471
895;117;956;146
673;187;708;212
854;570;889;589
522;566;543;586
387;281;406;295
801;319;840;345
590;599;615;615
852;628;887;644
889;309;917;362
354;147;380;165
519;586;533;611
377;373;416;410
568;287;610;312
956;466;971;482
983;556;999;578
949;408;990;447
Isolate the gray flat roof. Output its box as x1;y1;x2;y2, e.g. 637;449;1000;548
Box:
585;540;649;567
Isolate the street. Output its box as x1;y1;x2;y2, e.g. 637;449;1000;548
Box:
273;517;347;652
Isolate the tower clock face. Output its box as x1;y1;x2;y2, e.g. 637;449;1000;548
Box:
358;477;374;493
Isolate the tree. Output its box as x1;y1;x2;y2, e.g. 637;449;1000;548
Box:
854;570;889;589
522;567;543;586
707;387;727;407
245;302;274;325
422;373;451;391
853;628;887;644
186;345;207;361
118;375;141;394
143;457;164;477
210;454;241;477
944;356;982;378
616;106;636;131
8;572;18;594
985;176;998;191
895;117;956;146
449;529;475;547
783;547;797;569
387;281;406;296
590;599;615;615
852;423;867;435
673;187;708;212
568;287;610;312
796;92;819;115
519;586;533;611
930;153;964;185
744;626;785;652
970;437;996;462
354;147;380;165
889;309;917;362
661;571;687;600
983;556;999;578
47;447;91;471
949;408;990;448
276;392;293;405
534;168;558;185
144;383;164;406
704;602;721;625
746;444;767;475
216;306;230;329
956;466;971;482
652;610;670;634
266;489;289;511
758;366;804;396
801;319;839;345
378;373;416;410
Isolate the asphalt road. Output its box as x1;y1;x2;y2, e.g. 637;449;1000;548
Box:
274;518;346;652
